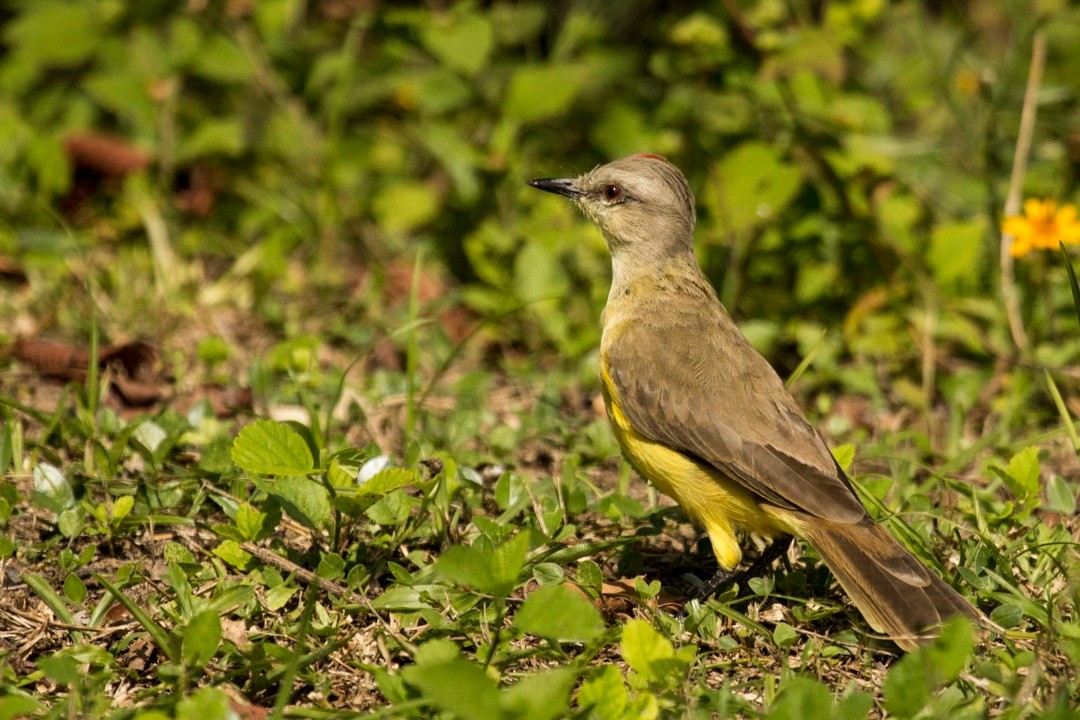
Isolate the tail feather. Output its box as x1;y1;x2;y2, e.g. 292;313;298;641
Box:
802;519;981;650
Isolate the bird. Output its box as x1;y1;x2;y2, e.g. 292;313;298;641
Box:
527;153;981;650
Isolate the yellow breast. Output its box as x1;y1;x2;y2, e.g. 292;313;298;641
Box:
598;361;794;570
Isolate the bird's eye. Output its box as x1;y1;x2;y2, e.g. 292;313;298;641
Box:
602;184;623;201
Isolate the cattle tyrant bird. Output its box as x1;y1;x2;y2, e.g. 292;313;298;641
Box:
527;154;982;649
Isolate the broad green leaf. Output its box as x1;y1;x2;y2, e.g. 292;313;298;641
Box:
989;604;1023;629
621;619;674;683
531;562;565;586
772;622;798;648
32;462;74;512
708;142;802;237
577;665;629;718
435;532;529;597
358;467;416;496
191;36;254;83
182;610;222;668
1045;475;1077;514
0;696;45;719
111;495;134;523
254;476;331;531
576;560;603;597
6;3;99;68
231;420;314;476
213;540;253;571
501;668;576;720
62;573;87;603
176;687;233;720
420;14;493;76
767;677;834;720
927;220;984;286
505;64;587;122
997;446;1041;504
372;182;440;234
234;501;277;542
831;444;855;473
133;421;167;456
513;584;604;642
401;657;500;720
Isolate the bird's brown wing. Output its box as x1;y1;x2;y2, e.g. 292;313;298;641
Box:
604;300;869;525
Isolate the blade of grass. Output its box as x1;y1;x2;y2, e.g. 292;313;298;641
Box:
1060;241;1080;329
270;585;319;720
95;574;178;663
403;246;425;441
1044;370;1080;455
22;573;83;642
785;329;827;387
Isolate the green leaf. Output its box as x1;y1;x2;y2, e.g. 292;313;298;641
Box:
0;696;45;719
111;495;134;524
358;467;416;496
621;619;674;683
176;687;233;720
232;420;315;476
234;501;276;542
6;2;100;68
532;562;565;585
372;182;440;234
182;610;222;668
883;616;973;718
420;14;493;76
576;560;603;597
213;540;253;571
501;668;576;720
708;142;802;237
831;444;855;473
401;657;500;720
435;532;529;597
504;64;587;122
32;462;74;512
513;584;605;642
767;676;834;720
927;220;984;286
577;665;628;718
997;446;1041;504
1045;475;1077;514
989;604;1023;629
772;622;798;648
62;573;86;603
254;476;331;531
191;36;254;83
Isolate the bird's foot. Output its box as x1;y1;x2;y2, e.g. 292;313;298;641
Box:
689;536;794;604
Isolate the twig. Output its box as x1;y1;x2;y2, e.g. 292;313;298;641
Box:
1000;31;1047;352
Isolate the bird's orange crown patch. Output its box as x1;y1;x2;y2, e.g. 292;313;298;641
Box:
629;153;669;163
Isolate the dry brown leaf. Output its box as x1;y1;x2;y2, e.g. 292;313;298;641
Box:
64;132;151;177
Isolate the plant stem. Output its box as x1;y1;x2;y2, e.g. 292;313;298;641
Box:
1000;31;1046;353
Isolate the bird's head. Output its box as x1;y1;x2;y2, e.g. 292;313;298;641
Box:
528;154;696;261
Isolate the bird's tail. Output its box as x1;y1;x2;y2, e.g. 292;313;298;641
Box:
801;518;981;650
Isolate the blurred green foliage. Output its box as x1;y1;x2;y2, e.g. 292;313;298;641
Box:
1;0;1078;367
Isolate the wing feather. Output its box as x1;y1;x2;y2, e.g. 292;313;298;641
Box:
604;287;868;525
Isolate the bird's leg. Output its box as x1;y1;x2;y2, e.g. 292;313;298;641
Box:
691;536;793;602
690;567;734;604
733;536;793;586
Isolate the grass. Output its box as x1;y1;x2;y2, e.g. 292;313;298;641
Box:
0;2;1079;718
0;244;1077;719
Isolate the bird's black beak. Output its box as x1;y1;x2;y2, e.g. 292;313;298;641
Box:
527;177;582;199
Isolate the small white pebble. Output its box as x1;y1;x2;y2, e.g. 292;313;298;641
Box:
358;455;393;484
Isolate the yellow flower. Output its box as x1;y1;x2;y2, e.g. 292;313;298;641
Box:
1002;199;1080;257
